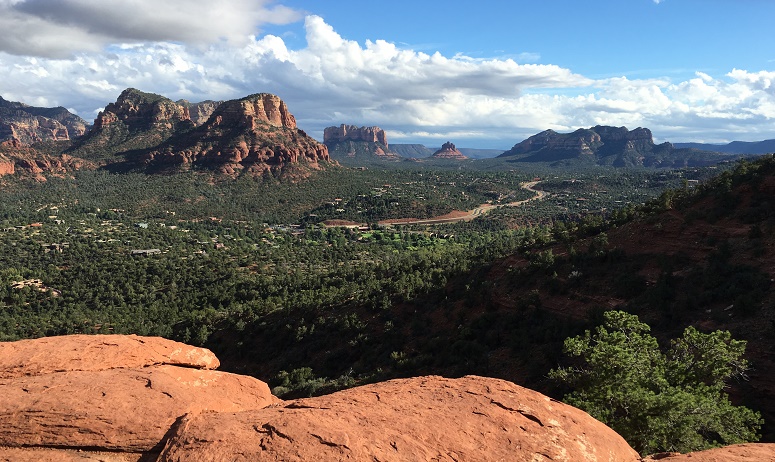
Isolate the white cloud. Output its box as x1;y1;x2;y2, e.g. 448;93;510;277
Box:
0;0;303;58
0;11;774;146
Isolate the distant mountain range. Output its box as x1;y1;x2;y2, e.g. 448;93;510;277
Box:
674;139;775;155
0;96;88;144
498;126;731;168
390;144;504;159
0;89;330;178
1;89;773;178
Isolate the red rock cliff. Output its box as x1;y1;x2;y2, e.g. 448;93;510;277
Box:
324;124;388;147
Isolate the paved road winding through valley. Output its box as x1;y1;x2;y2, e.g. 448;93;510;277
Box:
382;181;546;226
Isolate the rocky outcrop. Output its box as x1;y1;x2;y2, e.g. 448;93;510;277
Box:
93;88;189;131
143;93;329;176
0;335;275;460
0;334;219;378
158;375;640;461
0;96;88;145
643;444;775;461
70;90;329;177
499;125;725;167
431;141;468;160
212;93;296;129
324;124;388;147
3;334;764;461
177;99;222;126
71;88;196;158
324;124;400;162
0;143;95;180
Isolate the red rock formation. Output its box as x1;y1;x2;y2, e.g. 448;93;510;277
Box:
0;366;274;452
144;93;329;176
157;375;640;462
208;93;296;130
0;143;95;179
0;334;219;378
324;124;388;147
177;99;222;126
0;96;88;144
642;443;775;461
8;334;762;461
431;141;468;160
0;335;274;460
94;88;190;131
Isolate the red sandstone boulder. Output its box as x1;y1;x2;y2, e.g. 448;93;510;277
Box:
643;443;775;461
157;375;640;462
0;447;144;461
0;334;219;379
0;335;275;460
0;365;275;452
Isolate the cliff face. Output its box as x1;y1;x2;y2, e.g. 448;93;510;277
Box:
0;96;88;145
94;88;190;131
177;99;222;126
430;141;468;160
143;93;329;176
72;88;196;158
69;89;328;177
324;124;400;162
0;140;95;180
211;93;297;129
500;125;721;167
324;124;388;147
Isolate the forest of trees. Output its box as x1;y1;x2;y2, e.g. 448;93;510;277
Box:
0;156;772;452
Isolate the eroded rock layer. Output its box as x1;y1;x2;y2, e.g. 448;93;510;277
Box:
431;141;468;160
157;375;640;462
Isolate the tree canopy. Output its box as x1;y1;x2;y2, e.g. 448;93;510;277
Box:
549;310;762;455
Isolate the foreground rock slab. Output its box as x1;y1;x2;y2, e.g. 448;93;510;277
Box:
0;334;274;460
0;365;274;452
158;375;640;462
0;334;219;379
0;447;146;461
644;443;775;461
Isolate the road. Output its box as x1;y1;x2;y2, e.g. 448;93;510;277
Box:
382;181;547;226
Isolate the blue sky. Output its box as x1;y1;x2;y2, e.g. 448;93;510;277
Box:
272;0;774;81
1;0;774;148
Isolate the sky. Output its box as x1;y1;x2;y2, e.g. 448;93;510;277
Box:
1;0;774;149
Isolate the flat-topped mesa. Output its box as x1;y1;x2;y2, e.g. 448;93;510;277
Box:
93;88;190;130
324;124;388;147
431;141;468;160
208;93;296;130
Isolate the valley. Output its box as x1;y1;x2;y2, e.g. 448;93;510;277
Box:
0;89;773;456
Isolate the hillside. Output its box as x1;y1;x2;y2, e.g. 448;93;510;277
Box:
213;155;775;442
0;96;88;145
499;125;729;167
62;88;330;176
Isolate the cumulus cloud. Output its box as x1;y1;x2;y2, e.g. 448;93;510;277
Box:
0;0;302;57
1;12;774;147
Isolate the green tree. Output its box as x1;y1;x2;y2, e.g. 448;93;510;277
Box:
549;311;762;455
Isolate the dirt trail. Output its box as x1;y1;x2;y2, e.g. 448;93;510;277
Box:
381;181;546;226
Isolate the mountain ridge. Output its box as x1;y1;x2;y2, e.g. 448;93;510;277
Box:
675;139;775;155
499;125;730;167
0;96;88;145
